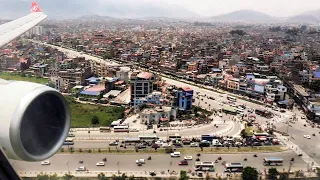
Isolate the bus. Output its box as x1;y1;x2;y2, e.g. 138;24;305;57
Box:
124;138;141;143
168;134;182;140
201;135;215;142
227;95;237;102
138;134;158;141
224;163;244;172
99;127;111;132
63;138;74;145
263;157;283;166
195;162;215;172
254;132;269;137
113;126;129;132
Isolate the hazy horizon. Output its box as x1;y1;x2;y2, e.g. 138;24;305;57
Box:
161;0;320;17
1;0;320;19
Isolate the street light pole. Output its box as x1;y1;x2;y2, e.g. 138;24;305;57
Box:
117;161;120;174
67;161;70;174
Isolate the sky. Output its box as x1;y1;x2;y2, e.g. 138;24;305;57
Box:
142;0;320;17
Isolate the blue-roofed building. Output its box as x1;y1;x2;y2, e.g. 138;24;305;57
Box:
85;77;100;85
79;85;106;100
211;68;222;73
313;71;320;79
174;87;193;111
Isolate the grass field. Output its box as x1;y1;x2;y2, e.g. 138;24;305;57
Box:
0;72;48;84
65;96;125;127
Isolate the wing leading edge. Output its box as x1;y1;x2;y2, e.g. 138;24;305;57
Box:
0;2;47;48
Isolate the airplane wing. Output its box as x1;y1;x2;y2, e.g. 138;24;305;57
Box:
0;2;47;48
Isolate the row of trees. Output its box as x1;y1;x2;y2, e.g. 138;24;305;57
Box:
26;166;320;180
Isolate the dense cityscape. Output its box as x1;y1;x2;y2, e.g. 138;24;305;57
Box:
1;1;320;180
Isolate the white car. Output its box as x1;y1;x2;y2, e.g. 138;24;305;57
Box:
218;113;223;117
162;143;170;147
184;156;193;160
301;116;306;119
41;160;50;165
96;162;105;166
306;135;311;139
135;159;145;164
130;129;139;132
190;143;198;147
170;152;181;157
76;167;87;171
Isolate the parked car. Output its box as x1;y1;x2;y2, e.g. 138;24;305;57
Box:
178;160;188;165
190;142;198;147
170;152;181;157
68;133;75;137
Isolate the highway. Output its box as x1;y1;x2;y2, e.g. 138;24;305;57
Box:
23;40;319;177
12;151;307;176
276;106;320;165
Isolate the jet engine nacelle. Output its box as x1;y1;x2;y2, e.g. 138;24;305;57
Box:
0;79;70;161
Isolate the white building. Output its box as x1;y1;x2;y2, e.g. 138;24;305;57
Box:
139;106;177;124
116;67;130;83
134;91;162;108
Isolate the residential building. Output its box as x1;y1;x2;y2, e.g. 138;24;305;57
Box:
116;67;130;83
174;87;193;111
134;91;162;108
130;72;155;105
139;106;177;124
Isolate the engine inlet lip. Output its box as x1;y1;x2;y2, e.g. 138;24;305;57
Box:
9;86;70;161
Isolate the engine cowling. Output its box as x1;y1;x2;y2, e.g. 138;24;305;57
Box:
0;79;70;161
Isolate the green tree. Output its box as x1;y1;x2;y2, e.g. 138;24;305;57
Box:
97;173;107;180
310;80;320;92
268;168;279;180
179;170;189;180
242;166;259;180
317;167;320;177
128;175;135;180
111;174;127;180
91;115;100;125
240;129;248;138
49;174;58;180
36;174;50;180
62;174;74;180
268;129;274;135
205;172;211;180
278;172;289;180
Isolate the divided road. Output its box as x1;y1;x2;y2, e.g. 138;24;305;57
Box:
12;151;306;174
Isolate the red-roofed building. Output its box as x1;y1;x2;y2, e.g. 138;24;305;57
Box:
130;71;156;105
137;72;153;79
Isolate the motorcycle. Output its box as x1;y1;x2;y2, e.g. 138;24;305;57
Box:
103;158;107;162
217;157;222;160
253;154;258;157
291;158;295;161
197;153;201;157
79;160;83;163
147;156;151;160
214;160;218;163
244;158;247;161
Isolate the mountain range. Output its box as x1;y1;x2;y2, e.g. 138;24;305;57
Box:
0;0;198;19
0;0;320;24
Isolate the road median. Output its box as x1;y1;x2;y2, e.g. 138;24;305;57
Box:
57;146;285;155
